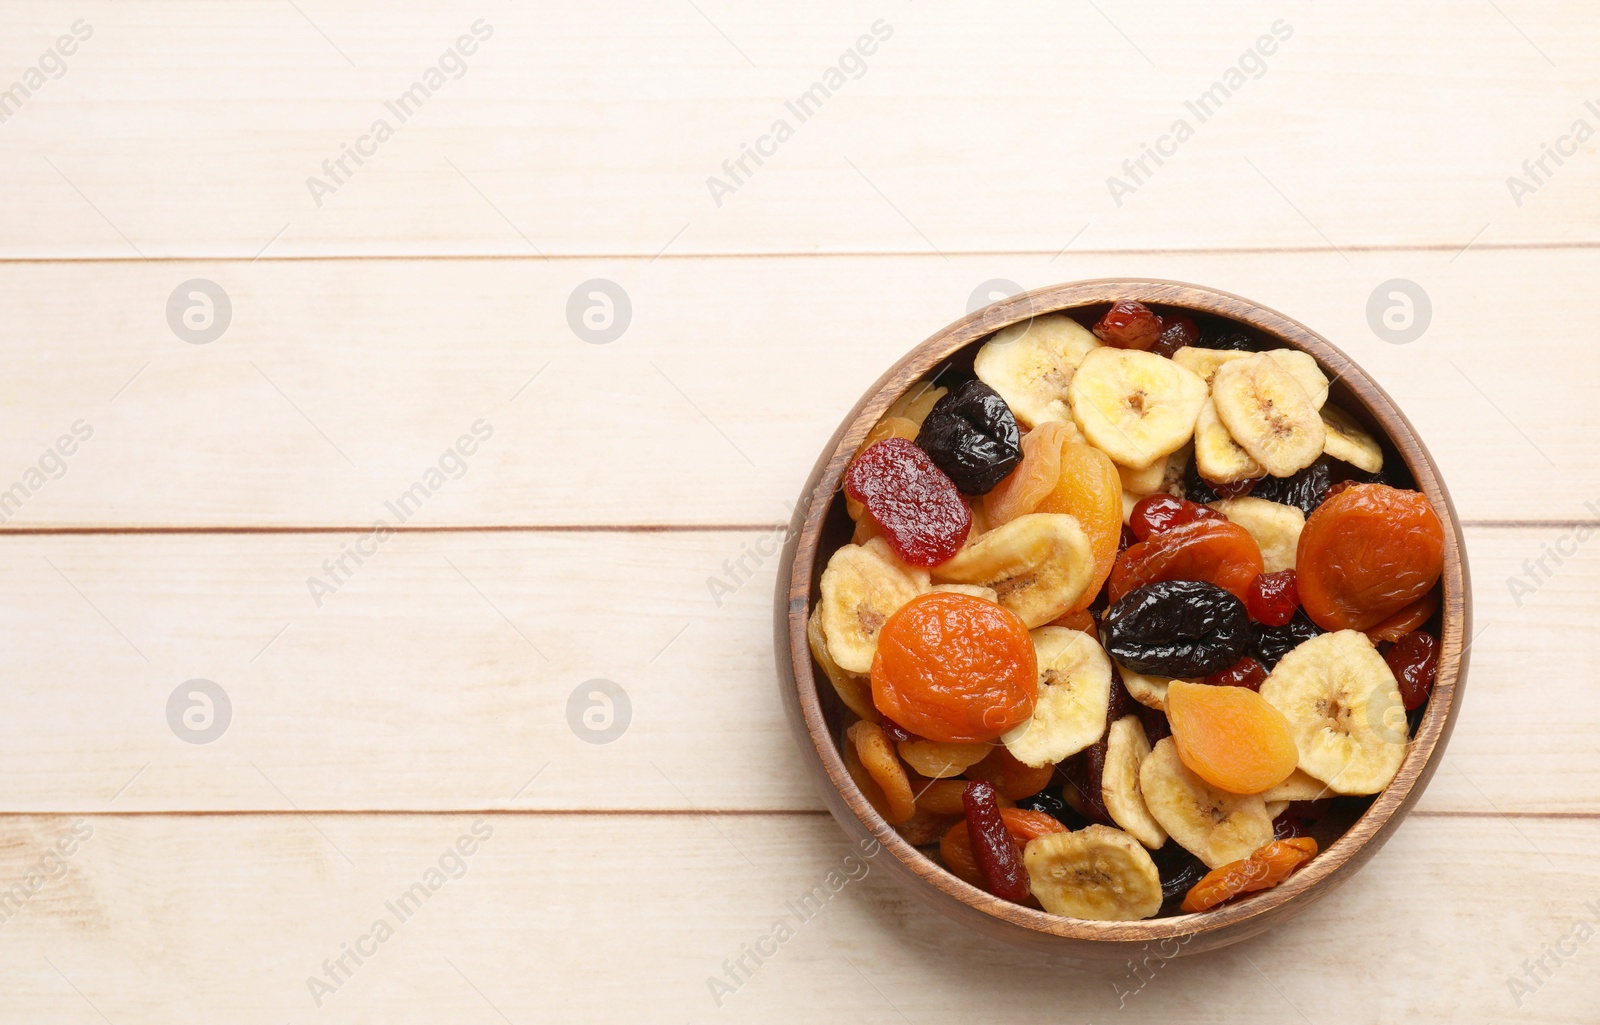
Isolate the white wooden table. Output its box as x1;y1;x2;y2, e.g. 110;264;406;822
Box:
0;2;1594;1020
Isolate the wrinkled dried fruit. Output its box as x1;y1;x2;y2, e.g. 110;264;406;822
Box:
1250;610;1323;670
1195;321;1267;352
1180;837;1317;913
1150;314;1199;358
1366;590;1438;643
845;438;972;567
965;744;1055;800
1154;843;1209;913
1129;494;1228;542
1016;787;1073;823
846;416;921;522
896;807;959;846
1103;580;1251;677
1034;438;1123;612
1166;681;1299;795
1297;484;1444;632
1250;458;1331;517
940;804;1067;889
1205;655;1267;690
1093;300;1164;351
1384;629;1440;710
918;778;1016;816
916;379;1024;495
898;739;990;778
983;421;1075;526
871;592;1037;742
1247;569;1300;627
846;720;917;823
1109;519;1265;604
963;780;1032;901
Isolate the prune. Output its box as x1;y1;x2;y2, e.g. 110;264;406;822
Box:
1102;580;1250;677
1136;703;1171;744
1129;494;1227;541
1250;457;1332;517
962;781;1031;902
1383;630;1440;710
1109;519;1264;603
1057;753;1112;825
1016;786;1072;822
845;438;971;566
1273;809;1312;840
1153;843;1208;913
915;379;1022;495
1205;655;1267;690
1251;610;1323;670
1150;314;1199;358
1195;319;1268;351
1247;569;1300;627
1183;457;1221;504
1297;484;1444;632
1092;300;1164;350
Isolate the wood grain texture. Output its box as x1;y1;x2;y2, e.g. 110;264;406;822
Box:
0;248;1593;528
0;813;1591;1023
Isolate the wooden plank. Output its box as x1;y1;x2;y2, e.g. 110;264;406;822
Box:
0;812;1593;1022
0;2;1595;257
0;525;1589;813
0;249;1593;527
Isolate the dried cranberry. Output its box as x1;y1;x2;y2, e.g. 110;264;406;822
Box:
1247;569;1300;627
1128;494;1227;542
878;717;915;744
1103;580;1251;677
915;379;1022;495
1150;313;1199;358
1251;610;1323;670
1205;655;1267;690
962;781;1030;902
1092;300;1164;350
1383;630;1440;710
1251;458;1332;517
844;438;971;567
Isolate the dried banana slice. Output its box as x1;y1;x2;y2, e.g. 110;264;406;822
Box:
1193;397;1266;483
974;314;1102;428
818;537;930;673
1265;349;1330;409
1101;715;1168;849
1211;353;1326;478
807;607;877;721
1259;630;1407;795
1210;496;1304;573
1261;767;1336;803
1139;738;1274;868
1117;663;1197;711
930;583;1000;603
1069;348;1208;470
1170;346;1247;386
1023;825;1163;920
1320;404;1384;474
1001;627;1112;767
933;513;1096;628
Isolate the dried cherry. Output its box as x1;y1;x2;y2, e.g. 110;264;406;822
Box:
1251;610;1323;670
1205;655;1267;690
1247;569;1300;627
1297;484;1444;632
1150;313;1199;358
1102;580;1251;677
915;379;1023;495
1250;458;1332;517
1109;519;1264;604
1383;630;1439;710
844;438;970;566
1092;300;1164;350
1128;494;1227;542
962;780;1031;902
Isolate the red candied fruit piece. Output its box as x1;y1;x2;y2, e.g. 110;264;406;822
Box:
1129;494;1228;542
1205;655;1267;691
845;438;971;567
1383;630;1440;710
1093;301;1164;351
1150;314;1199;358
962;780;1030;902
1210;477;1260;500
1247;569;1300;627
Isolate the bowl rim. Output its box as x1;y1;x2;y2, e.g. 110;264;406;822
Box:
776;278;1470;949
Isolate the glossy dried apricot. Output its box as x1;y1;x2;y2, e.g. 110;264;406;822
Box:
1297;484;1444;632
1180;837;1317;913
846;720;917;823
1365;589;1439;643
871;592;1037;743
1166;680;1298;795
1035;437;1123;613
1108;519;1265;604
983;421;1074;526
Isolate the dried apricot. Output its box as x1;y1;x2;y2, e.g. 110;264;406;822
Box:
917;778;1015;816
1297;484;1444;632
1180;837;1317;913
1165;680;1298;795
871;592;1037;743
1365;589;1439;643
896;807;958;846
939;804;1068;891
846;721;917;823
898;739;990;778
1109;519;1265;604
1035;437;1123;612
983;421;1074;526
964;745;1055;800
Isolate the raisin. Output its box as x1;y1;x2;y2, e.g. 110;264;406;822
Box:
1384;630;1440;710
962;780;1031;902
844;438;971;566
1251;610;1323;670
1102;580;1251;677
1195;319;1268;351
1250;458;1332;517
915;379;1023;495
1092;300;1164;350
1247;569;1300;627
1150;314;1199;358
1128;494;1228;542
1205;655;1267;690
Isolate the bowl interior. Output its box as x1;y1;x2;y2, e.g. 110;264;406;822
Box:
782;280;1468;953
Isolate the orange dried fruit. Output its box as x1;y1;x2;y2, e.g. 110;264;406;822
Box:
1297;484;1444;632
1165;680;1299;795
1180;836;1318;913
1035;438;1123;612
846;720;917;823
939;806;1069;889
916;778;1014;816
983;421;1075;526
964;745;1056;800
870;592;1037;743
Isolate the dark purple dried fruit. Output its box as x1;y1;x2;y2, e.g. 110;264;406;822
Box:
1250;610;1324;670
1102;580;1250;677
915;379;1022;495
1153;843;1209;914
1250;457;1332;517
1016;787;1072;823
1195;319;1268;352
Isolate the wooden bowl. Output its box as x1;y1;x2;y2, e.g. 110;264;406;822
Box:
774;279;1469;958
